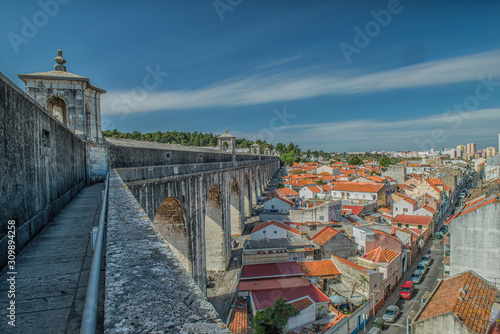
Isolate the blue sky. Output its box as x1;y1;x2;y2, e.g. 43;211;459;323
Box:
1;0;500;152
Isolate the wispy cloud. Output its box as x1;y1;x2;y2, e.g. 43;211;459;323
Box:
254;54;302;70
265;108;500;152
102;49;500;115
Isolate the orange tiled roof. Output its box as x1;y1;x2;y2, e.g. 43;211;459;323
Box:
402;197;417;205
251;220;300;235
393;214;432;226
332;182;385;193
421;205;437;214
415;271;497;334
289;296;313;312
312;227;339;245
361;246;399;263
228;297;248;334
306;185;323;193
297;259;341;277
456;195;498;218
277;187;299;197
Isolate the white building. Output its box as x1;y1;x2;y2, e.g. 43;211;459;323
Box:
250;220;300;240
263;196;294;213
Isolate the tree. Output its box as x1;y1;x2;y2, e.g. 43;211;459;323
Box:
348;156;363;165
252;297;299;334
379;156;391;167
316;179;326;185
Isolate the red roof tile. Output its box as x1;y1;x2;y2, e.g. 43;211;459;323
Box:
289;296;313;312
240;262;303;280
343;205;364;216
414;271;497;334
333;182;385;193
228;298;248;334
237;276;310;292
361;246;399;263
251;285;329;310
312;227;339;245
393;214;432;226
296;259;341;277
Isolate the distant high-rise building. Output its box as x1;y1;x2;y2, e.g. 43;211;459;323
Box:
457;145;466;153
486;146;496;158
456;148;463;158
466;143;476;155
450;148;456;159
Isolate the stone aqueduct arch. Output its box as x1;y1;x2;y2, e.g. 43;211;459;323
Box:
133;162;278;290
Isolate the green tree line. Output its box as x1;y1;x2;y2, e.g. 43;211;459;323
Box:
102;129;303;165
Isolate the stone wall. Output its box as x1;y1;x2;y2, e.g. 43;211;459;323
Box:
105;170;230;333
0;73;86;267
450;201;500;282
106;137;277;168
290;200;342;222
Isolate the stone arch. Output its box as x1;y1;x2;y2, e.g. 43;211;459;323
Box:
252;170;258;205
205;183;225;271
244;172;251;218
46;95;67;125
153;197;192;274
230;177;242;236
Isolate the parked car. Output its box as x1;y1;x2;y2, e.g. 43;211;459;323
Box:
382;305;400;323
400;281;414;300
417;261;429;275
422;254;432;265
411;269;424;284
367;327;382;334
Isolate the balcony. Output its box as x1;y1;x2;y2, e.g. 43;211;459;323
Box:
443;255;450;265
444;236;450;245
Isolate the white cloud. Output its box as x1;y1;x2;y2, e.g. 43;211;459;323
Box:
102;49;500;115
264;108;500;152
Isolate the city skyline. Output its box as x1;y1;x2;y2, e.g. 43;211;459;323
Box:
2;1;500;151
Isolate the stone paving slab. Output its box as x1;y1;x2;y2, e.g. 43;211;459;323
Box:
0;183;103;334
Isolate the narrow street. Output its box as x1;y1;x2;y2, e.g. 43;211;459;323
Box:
364;172;475;333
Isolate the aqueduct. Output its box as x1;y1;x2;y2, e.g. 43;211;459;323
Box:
117;159;279;290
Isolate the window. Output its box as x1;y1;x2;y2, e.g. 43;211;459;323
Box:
418;225;423;230
263;230;266;233
403;208;408;213
274;231;277;234
166;152;171;159
42;130;50;148
405;224;409;228
41;127;51;156
319;216;325;220
398;224;402;227
310;226;317;231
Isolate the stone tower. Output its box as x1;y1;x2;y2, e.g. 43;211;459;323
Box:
19;50;106;143
218;128;236;153
19;50;108;183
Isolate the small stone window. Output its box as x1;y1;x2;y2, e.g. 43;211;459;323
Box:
41;127;51;156
166;152;171;159
42;130;50;148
